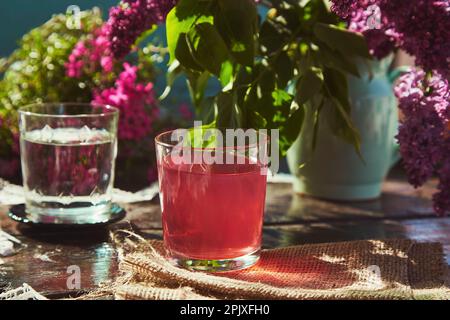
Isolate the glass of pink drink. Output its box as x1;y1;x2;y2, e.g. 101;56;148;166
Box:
155;129;268;272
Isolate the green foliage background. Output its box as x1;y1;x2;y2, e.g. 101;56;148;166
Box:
164;0;372;157
0;10;103;162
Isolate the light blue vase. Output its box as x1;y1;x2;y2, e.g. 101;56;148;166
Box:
287;55;407;201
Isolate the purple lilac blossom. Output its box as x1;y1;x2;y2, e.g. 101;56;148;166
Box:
395;70;450;215
0;116;20;180
106;0;177;59
330;0;450;78
93;63;159;141
66;24;115;78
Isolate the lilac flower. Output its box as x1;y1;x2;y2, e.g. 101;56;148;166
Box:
330;0;357;19
0;115;20;180
332;1;450;215
395;70;450;215
66;24;115;78
93;63;159;141
330;0;450;77
0;158;19;180
106;0;177;59
382;0;450;78
330;0;398;59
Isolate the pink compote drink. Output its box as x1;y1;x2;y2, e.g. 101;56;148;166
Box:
157;152;267;270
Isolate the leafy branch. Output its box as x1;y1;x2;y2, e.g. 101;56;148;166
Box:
164;0;372;156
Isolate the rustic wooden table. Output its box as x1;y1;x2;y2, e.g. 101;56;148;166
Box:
1;167;449;299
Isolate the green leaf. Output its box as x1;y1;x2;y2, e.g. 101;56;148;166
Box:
323;68;350;112
216;0;257;66
272;89;292;107
219;60;234;89
313;23;371;59
271;91;293;125
187;70;210;109
187;23;230;76
275;100;305;157
215;91;242;128
271;51;294;88
174;33;204;71
272;4;302;31
328;96;362;157
323;68;362;156
187;122;218;148
284;103;306;144
247;110;267;129
316;45;360;77
260;20;288;55
159;60;183;100
311;97;325;151
258;69;276;95
166;0;213;64
296;67;324;105
198;96;217;124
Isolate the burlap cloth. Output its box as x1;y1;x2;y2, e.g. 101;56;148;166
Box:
106;232;450;300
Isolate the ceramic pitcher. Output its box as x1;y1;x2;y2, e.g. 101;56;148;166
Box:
287;55;407;200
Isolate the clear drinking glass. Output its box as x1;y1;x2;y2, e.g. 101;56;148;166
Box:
155;128;268;272
18;103;119;224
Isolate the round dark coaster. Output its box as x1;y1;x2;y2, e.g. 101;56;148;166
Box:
8;203;126;229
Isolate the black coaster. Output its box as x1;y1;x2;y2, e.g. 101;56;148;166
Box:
8;203;126;229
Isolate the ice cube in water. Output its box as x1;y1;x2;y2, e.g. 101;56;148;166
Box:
39;125;53;143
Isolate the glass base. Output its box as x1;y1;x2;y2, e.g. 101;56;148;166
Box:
9;203;126;227
169;249;261;272
23;201;116;224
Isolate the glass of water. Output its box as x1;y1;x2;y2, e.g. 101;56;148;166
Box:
18;103;119;224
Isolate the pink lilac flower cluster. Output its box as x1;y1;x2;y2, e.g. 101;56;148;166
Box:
106;0;177;59
66;24;115;78
330;0;398;58
0;116;20;180
330;0;450;77
93;63;159;141
0;157;19;180
395;70;450;215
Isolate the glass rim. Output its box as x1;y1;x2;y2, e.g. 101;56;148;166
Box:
18;102;119;118
155;128;269;151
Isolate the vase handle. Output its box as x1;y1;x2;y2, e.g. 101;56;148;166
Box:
388;66;411;84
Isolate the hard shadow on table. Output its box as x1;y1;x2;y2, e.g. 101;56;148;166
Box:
221;241;446;299
119;239;446;300
117;233;439;293
225;251;358;290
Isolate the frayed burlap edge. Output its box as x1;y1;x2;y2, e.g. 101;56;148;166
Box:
79;230;450;300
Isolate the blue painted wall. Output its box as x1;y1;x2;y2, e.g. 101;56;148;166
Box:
0;1;117;56
0;1;192;105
